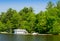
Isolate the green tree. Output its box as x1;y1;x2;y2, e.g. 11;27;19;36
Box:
0;21;6;32
46;1;54;10
5;20;13;33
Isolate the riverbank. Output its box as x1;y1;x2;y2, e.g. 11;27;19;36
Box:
0;32;59;35
0;33;53;35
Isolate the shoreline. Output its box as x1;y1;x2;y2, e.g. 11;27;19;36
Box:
0;33;55;35
0;32;59;35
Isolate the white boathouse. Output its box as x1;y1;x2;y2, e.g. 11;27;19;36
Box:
14;29;28;34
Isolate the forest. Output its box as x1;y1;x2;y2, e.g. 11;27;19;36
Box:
0;1;60;34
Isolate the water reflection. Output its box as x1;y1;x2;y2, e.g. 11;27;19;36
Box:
0;34;60;41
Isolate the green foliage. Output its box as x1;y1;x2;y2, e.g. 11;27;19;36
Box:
0;21;6;32
0;1;60;34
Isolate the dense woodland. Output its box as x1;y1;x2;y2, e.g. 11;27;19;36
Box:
0;1;60;34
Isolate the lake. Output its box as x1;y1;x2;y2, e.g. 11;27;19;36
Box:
0;34;60;41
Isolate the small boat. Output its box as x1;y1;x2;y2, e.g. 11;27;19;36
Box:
32;32;38;35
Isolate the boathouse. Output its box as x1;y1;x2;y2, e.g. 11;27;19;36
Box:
14;29;28;34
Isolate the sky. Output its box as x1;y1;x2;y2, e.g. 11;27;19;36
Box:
0;0;57;13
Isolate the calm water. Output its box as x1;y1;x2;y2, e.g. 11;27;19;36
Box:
0;34;60;41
